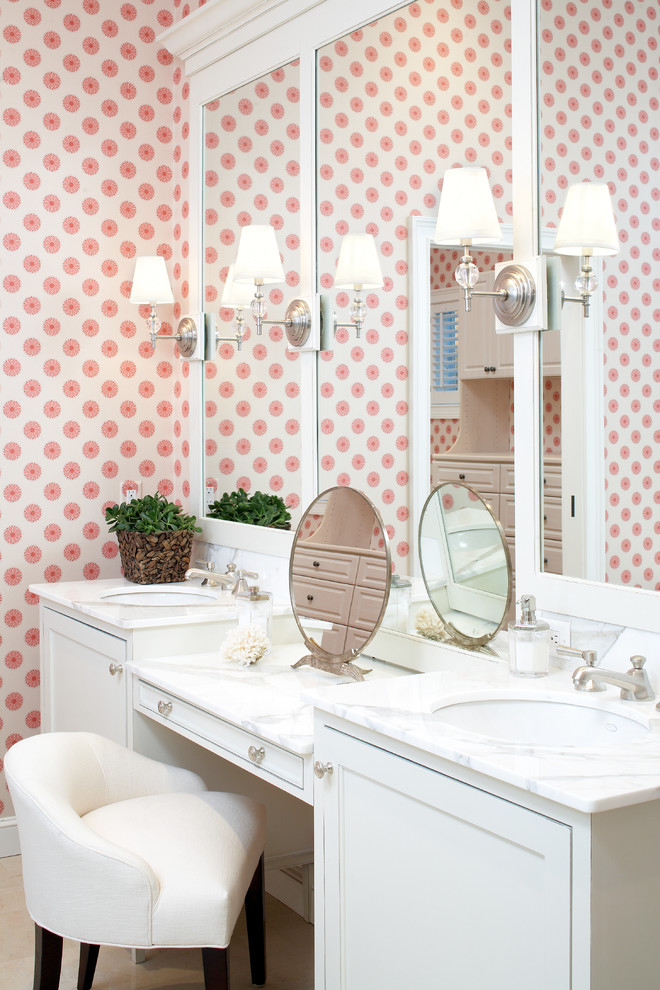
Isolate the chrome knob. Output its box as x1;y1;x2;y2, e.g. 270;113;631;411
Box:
314;761;334;779
108;662;123;676
630;654;646;670
157;700;173;716
248;745;266;764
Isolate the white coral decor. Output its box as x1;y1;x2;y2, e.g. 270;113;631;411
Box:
221;625;271;666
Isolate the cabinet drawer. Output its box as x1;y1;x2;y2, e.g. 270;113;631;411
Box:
431;460;500;493
136;680;304;791
543;497;562;542
543;463;562;498
356;554;388;590
293;545;359;583
543;541;563;574
291;576;353;624
500;462;515;494
349;586;387;631
498;493;515;539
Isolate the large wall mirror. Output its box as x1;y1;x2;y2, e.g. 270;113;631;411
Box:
162;0;658;634
537;0;658;594
201;62;306;525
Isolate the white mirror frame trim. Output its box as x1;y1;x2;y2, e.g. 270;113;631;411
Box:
510;0;660;633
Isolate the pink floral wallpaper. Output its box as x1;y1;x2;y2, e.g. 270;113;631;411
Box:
539;0;659;589
0;0;191;815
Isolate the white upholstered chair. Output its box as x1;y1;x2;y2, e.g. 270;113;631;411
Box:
5;731;267;990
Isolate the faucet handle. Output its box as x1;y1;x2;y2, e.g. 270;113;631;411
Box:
193;559;215;572
629;654;647;671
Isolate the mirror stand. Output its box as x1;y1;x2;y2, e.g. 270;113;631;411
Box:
291;647;372;682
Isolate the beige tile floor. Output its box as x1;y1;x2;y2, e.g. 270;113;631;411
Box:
0;856;314;990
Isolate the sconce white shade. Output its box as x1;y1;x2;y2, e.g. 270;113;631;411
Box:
334;234;383;289
233;225;285;284
221;264;256;308
129;256;174;304
434;166;502;244
553;182;619;257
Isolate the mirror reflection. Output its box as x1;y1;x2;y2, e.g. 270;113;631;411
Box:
538;1;658;591
419;482;512;649
202;61;304;523
315;0;512;576
289;487;391;680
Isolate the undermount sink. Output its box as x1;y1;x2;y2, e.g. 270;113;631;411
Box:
432;697;651;747
97;585;230;607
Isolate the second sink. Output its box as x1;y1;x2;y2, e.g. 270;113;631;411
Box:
432;697;650;747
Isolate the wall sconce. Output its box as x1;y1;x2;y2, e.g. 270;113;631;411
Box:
232;224;313;345
332;234;384;338
435;166;538;328
216;263;255;352
129;255;197;357
553;182;619;319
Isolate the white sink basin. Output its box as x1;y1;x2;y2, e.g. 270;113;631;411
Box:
433;697;650;747
98;585;230;607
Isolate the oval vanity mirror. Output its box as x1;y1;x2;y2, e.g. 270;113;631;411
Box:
289;487;391;681
419;482;512;650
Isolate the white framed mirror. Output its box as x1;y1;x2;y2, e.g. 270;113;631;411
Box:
510;0;660;633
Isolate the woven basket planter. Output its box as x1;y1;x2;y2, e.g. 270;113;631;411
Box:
117;529;194;585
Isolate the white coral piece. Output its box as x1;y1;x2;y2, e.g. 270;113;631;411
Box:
221;625;271;666
414;605;449;642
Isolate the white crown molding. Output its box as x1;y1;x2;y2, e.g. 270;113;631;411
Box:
157;0;325;72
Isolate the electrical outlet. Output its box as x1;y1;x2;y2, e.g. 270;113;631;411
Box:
121;483;140;503
545;617;572;651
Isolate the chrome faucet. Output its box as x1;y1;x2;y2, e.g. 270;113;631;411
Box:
184;561;233;589
224;562;259;596
572;654;655;702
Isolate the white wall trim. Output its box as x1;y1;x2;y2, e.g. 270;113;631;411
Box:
0;817;20;859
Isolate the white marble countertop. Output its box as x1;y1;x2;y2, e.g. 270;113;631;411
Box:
129;644;417;755
30;577;291;629
305;653;660;814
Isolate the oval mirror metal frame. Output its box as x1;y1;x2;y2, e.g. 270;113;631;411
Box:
289;486;392;681
418;482;512;651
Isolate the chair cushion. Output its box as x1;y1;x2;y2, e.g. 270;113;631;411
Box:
83;791;266;948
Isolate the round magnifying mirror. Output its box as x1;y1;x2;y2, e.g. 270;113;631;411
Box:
289;486;391;681
419;482;512;650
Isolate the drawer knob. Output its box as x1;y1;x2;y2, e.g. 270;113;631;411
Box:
313;560;320;567
248;745;266;764
307;594;314;601
458;473;466;480
314;761;334;779
157;700;173;716
108;662;123;676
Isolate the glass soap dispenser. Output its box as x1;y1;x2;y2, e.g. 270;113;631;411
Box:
508;594;550;678
236;585;272;639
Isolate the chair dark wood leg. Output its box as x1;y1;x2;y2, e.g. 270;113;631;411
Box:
33;924;63;990
77;942;100;990
202;946;230;990
244;854;266;986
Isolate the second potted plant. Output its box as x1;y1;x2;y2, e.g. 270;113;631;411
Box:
105;492;201;584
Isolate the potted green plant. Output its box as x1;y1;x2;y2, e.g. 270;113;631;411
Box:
105;492;201;584
207;489;292;530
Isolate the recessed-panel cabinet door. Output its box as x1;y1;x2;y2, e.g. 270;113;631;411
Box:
41;609;128;745
315;723;571;990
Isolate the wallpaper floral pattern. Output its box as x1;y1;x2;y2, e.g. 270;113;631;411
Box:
0;0;191;815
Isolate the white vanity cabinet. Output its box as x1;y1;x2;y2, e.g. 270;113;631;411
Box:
314;712;660;990
41;608;129;744
34;581;236;747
